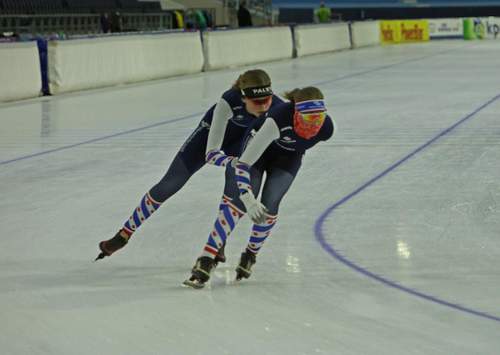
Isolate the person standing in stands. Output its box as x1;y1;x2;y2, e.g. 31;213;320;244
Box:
111;11;122;33
100;13;111;34
96;70;284;261
184;87;335;288
238;1;253;28
315;1;331;23
194;9;207;30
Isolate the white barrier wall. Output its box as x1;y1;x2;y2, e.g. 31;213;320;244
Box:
0;42;41;102
294;23;351;57
428;18;463;39
48;32;204;94
202;27;293;70
350;21;380;48
479;17;500;39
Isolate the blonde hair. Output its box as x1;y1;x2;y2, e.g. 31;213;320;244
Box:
232;69;271;90
284;87;324;103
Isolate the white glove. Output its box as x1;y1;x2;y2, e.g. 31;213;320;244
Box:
230;157;239;168
240;192;267;224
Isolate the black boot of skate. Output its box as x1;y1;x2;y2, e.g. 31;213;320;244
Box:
235;248;257;281
95;231;128;261
183;256;216;289
214;243;226;265
189;244;226;274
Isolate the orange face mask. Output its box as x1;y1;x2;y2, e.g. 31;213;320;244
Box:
293;110;326;139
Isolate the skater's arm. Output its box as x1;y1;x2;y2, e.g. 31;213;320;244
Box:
206;98;232;154
238;118;280;167
234;119;278;224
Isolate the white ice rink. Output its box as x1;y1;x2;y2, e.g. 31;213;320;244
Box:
1;40;500;354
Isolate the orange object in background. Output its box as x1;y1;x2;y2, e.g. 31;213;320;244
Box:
380;20;430;44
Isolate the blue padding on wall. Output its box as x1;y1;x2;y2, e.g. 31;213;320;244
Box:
35;38;49;96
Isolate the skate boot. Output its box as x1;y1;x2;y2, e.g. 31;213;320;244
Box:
183;256;216;289
95;231;128;261
235;248;256;281
214;243;226;265
188;243;226;274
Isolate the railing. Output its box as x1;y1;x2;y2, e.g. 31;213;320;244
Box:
0;12;173;35
225;0;273;24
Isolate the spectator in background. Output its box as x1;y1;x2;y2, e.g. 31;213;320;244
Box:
100;13;111;34
173;10;185;29
315;1;331;23
194;10;207;30
238;1;253;28
202;10;213;28
111;11;122;33
185;9;207;30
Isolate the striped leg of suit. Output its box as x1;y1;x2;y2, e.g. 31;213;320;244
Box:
202;195;244;258
121;192;162;238
247;213;278;255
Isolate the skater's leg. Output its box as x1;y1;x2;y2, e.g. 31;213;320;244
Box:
183;166;246;288
246;213;278;255
97;123;208;260
237;157;300;279
96;155;201;260
184;165;263;288
183;197;245;289
122;154;195;238
201;197;245;259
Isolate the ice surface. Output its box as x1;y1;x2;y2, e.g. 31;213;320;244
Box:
1;40;499;355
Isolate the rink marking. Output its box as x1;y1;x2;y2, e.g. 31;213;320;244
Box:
311;45;468;87
0;44;467;167
314;93;500;323
0;112;203;166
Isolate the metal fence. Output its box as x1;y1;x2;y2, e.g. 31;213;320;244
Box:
0;12;172;35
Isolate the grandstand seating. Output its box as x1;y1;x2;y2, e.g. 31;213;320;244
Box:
0;0;163;14
65;0;119;13
2;0;63;14
119;0;162;12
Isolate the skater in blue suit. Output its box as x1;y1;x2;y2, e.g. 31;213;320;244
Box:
184;86;335;288
96;69;284;260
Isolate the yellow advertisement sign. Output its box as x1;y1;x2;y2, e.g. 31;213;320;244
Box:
380;20;430;44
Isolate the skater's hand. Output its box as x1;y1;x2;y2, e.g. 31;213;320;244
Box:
230;157;239;168
240;192;267;224
205;149;236;168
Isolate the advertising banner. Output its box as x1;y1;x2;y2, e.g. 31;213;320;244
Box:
464;17;500;40
480;17;500;39
428;18;463;39
380;20;430;44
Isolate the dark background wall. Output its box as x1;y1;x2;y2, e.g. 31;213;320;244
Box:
274;0;500;22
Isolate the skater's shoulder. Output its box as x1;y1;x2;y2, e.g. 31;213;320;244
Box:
221;88;244;105
267;102;294;126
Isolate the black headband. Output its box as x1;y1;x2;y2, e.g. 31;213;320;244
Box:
241;85;272;98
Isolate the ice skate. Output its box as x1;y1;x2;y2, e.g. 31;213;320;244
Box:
214;243;226;265
95;231;128;261
183;256;216;289
235;248;256;281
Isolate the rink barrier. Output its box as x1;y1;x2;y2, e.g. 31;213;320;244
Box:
48;31;204;95
6;18;499;102
463;17;500;39
202;27;293;70
0;42;42;102
428;18;463;39
380;20;430;44
350;20;381;48
293;23;351;57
